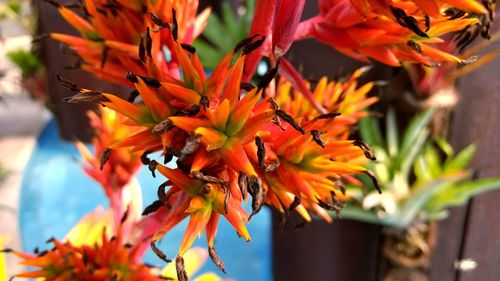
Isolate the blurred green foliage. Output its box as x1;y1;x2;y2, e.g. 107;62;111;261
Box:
193;0;255;69
341;109;500;228
5;49;42;78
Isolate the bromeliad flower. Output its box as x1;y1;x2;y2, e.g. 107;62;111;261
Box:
249;69;379;222
48;0;210;85
76;106;142;225
4;221;164;281
296;0;487;66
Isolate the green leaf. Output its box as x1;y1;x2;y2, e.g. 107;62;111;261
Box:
414;154;432;183
336;206;386;226
425;177;500;214
386;108;399;157
444;143;477;172
435;135;454;158
399;108;434;156
359;116;384;148
391;173;466;228
398;127;429;180
423;144;442;178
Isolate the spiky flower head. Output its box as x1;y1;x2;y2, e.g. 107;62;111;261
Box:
49;0;210;85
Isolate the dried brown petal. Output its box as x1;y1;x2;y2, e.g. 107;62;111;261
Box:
238;172;248;200
353;140;376;160
151;241;171;263
276;109;305;134
208;247;227;273
175;256;188;281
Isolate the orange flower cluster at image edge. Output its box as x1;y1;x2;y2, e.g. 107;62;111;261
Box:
295;0;486;66
4;220;163;281
49;0;210;85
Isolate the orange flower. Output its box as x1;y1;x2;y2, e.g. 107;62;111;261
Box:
296;0;486;66
5;224;163;281
250;68;379;222
49;0;210;85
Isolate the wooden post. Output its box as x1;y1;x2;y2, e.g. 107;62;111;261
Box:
430;23;500;281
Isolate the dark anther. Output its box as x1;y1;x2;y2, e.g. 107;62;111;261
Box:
268;98;279;110
258;61;279;91
99;148;112;171
100;46;109;69
164;149;173;164
46;237;56;244
56;74;79;92
255;136;266;169
353;140;376;161
200;96;210;109
364;170;381;194
150;13;170;29
142;200;164;216
240;82;256;91
191;170;224;184
407;40;422;53
126;71;139;83
141;150;152;165
313;111;341;121
390;6;429;38
208;247;227;273
171;9;178;41
444;8;466;20
157;182;170;205
276;109;305;134
249;176;264;220
200;184;211;195
289;196;302;212
424;14;430;32
166;147;182;158
124;243;133;248
152;119;174;135
139;37;146;63
120;207;130;224
0;248;12;253
175;256;188;281
316;197;342;213
181;43;196;54
238;172;248;200
242;36;266;55
64;91;108;103
149;160;158;178
126;72;161;88
223;186;231;214
127;90;140;103
311;130;326;148
146;27;153;58
180;135;201;157
234;34;260;53
151;241;172;263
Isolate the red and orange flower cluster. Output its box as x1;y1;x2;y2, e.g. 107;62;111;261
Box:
296;0;489;66
50;0;210;85
14;0;491;279
5;221;163;281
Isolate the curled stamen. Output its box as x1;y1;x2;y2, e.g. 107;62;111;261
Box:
142;200;164;216
209;247;227;273
99;148;112;171
276;109;305;134
151;241;171;263
353;140;376;160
